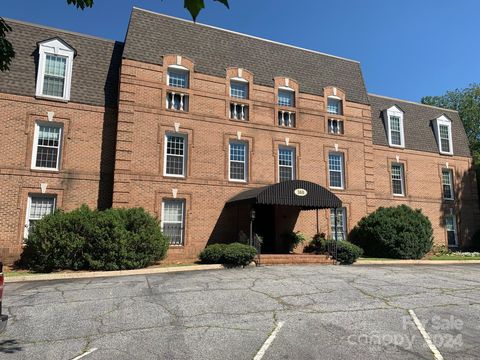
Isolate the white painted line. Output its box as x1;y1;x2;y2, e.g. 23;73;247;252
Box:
71;348;98;360
254;321;285;360
408;310;444;360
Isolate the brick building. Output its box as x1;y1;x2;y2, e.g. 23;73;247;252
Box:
0;8;478;263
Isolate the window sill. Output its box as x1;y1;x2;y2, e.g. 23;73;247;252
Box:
388;144;405;149
229;179;248;184
392;194;405;197
329;187;345;191
443;198;455;202
35;95;69;103
439;152;454;156
163;174;186;179
30;167;60;173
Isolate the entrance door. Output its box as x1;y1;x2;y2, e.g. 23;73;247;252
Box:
254;205;276;253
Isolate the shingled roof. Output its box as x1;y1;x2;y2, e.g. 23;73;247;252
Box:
0;19;123;108
123;8;369;105
369;94;471;157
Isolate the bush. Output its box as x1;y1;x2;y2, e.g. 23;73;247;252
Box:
19;205;168;272
199;243;257;267
198;244;228;264
468;230;480;251
303;233;328;254
349;205;433;259
284;231;306;252
324;240;363;265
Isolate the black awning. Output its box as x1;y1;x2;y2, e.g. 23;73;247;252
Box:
226;180;342;210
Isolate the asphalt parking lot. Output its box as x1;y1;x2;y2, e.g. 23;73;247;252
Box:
1;264;479;359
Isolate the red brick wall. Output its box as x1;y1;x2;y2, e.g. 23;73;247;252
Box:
0;93;117;263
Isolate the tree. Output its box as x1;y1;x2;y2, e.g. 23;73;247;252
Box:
0;0;229;71
421;84;480;163
422;84;480;200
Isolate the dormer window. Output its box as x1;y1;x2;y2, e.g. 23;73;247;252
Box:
230;79;248;99
36;38;75;101
167;66;189;88
385;106;405;148
167;65;190;111
327;97;342;115
434;115;453;155
278;88;295;107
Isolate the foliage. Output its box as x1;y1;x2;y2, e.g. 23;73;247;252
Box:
0;18;14;71
324;239;363;265
422;85;480;197
303;233;328;254
284;231;306;252
349;205;434;259
199;243;256;267
0;1;230;72
198;243;228;264
19;205;168;272
468;230;480;252
431;244;451;256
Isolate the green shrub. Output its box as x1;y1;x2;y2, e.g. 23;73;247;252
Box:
284;231;306;252
19;205;168;272
468;230;480;251
198;244;228;264
199;243;257;267
324;240;363;265
349;205;433;259
303;233;328;254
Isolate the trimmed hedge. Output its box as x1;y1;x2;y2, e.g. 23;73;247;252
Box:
349;205;433;259
325;239;363;265
199;243;257;267
303;233;328;254
19;205;168;272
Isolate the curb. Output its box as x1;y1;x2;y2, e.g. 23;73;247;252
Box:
354;260;480;265
5;264;223;283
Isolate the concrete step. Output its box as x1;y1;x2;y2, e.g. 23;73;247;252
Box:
259;254;333;265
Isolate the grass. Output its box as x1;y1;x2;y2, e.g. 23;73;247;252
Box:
427;255;480;260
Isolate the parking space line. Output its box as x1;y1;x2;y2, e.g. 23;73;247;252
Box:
253;321;285;360
408;310;444;360
71;348;98;360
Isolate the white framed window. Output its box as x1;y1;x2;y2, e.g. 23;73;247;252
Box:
278;147;295;182
330;207;347;241
327;97;342;115
35;38;74;101
385;106;405;148
24;195;56;238
442;169;454;200
278;88;295;107
445;215;458;247
229;141;248;182
164;134;187;177
328;152;344;189
161;199;185;246
434;115;453;155
31;122;63;171
230;79;248;99
167;66;189;88
328;119;344;135
391;162;405;196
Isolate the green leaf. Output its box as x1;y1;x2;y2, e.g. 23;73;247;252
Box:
184;0;229;21
66;0;94;10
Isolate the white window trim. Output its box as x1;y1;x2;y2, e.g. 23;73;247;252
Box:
391;162;405;197
327;96;343;115
278;146;296;182
163;133;187;178
230;76;248;83
328;118;344;135
167;65;190;88
328;152;345;190
445;214;458;247
24;195;56;239
277;88;295;107
230;79;249;99
385;106;405;148
31;121;63;171
35;38;74;102
161;199;185;246
228;141;248;182
434;115;454;155
442;169;455;200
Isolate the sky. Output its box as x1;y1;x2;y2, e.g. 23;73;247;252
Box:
1;0;479;102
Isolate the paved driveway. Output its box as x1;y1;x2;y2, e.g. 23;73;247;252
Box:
1;265;479;359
